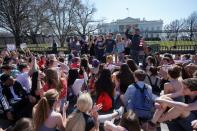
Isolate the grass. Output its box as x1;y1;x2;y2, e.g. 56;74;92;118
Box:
146;41;197;47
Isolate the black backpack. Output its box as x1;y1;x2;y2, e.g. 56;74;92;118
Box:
147;75;161;96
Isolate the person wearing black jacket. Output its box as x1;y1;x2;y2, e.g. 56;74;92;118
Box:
104;33;116;55
0;84;13;129
0;74;35;120
125;27;142;64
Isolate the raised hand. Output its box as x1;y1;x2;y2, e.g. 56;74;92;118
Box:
91;104;103;113
191;120;197;129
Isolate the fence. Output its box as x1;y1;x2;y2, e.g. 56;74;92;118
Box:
150;44;197;54
0;42;196;54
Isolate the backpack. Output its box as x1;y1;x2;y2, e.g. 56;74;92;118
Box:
133;83;154;121
147;75;161;96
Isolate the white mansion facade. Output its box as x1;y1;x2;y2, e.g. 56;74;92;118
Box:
98;17;163;38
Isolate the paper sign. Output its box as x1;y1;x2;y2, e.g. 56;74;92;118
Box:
7;44;16;51
20;43;27;49
174;60;191;64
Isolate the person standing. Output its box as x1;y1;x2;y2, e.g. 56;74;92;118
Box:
95;35;105;62
70;36;81;57
115;34;125;63
104;33;116;56
80;35;89;55
125;27;142;64
123;35;131;56
89;35;95;56
52;39;57;54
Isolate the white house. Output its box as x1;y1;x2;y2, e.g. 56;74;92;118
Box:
98;17;163;38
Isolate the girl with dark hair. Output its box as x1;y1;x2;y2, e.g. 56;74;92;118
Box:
126;59;138;72
67;69;79;88
79;57;90;77
71;67;88;97
116;64;135;94
42;68;67;100
30;71;40;100
66;68;80;114
95;69;115;112
96;63;105;79
95;35;105;61
144;66;161;96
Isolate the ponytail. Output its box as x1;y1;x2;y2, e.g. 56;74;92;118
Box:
33;97;50;131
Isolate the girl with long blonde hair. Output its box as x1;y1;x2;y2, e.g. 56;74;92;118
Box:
115;34;125;63
33;89;67;131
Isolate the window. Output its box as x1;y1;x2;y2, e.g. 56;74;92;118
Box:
119;25;124;32
146;34;148;38
151;33;154;38
146;27;149;31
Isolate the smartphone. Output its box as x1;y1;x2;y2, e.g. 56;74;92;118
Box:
60;98;69;113
65;100;69;106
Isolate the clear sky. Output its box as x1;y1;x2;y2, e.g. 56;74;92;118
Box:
84;0;197;25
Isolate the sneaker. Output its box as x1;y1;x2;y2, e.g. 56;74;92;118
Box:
115;106;124;117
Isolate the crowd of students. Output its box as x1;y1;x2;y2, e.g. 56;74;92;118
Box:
0;27;197;131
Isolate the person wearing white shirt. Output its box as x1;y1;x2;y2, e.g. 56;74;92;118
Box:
72;70;88;96
16;63;32;94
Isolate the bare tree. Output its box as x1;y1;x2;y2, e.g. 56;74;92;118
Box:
46;0;79;47
167;19;185;41
164;24;173;40
23;0;49;45
186;12;197;41
73;0;100;36
0;0;32;46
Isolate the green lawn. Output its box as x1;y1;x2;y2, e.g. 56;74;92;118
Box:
146;41;197;47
